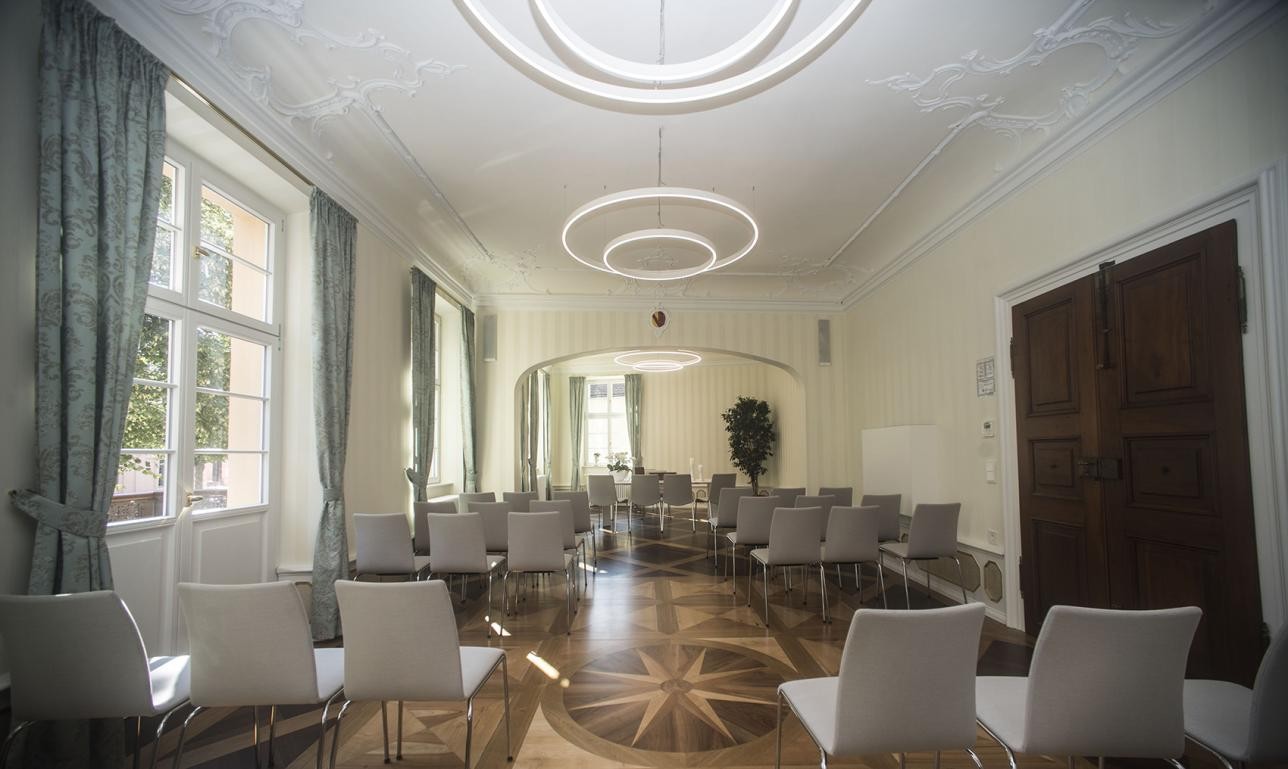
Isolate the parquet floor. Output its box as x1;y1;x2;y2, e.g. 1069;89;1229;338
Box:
140;508;1239;769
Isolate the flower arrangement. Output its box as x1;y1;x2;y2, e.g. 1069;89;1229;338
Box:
606;454;632;473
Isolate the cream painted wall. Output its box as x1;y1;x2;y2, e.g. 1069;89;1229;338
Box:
476;309;849;496
545;362;805;489
842;17;1288;556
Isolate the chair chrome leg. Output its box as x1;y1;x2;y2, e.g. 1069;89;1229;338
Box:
252;705;263;769
900;558;912;609
501;655;514;761
1067;757;1075;769
464;697;475;769
0;720;34;769
763;563;771;625
1186;735;1236;769
564;570;573;635
819;564;829;623
774;690;785;769
954;556;969;603
267;705;279;767
149;702;190;769
935;750;941;769
853;563;859;589
328;700;351;769
171;705;206;769
877;561;888;609
821;749;829;769
133;715;143;769
396;700;404;760
747;551;753;606
317;691;342;769
977;718;1018;769
380;700;390;763
965;747;985;769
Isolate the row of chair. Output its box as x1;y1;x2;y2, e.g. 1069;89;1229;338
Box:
0;580;510;769
776;602;1288;769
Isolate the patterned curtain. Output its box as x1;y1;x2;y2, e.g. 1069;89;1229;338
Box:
625;373;643;467
519;370;539;492
309;189;357;641
460;308;479;492
538;370;550;498
8;0;168;763
568;376;586;491
405;269;436;502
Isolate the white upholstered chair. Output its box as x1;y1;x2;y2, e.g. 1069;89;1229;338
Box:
334;580;510;767
662;473;699;530
776;604;986;769
710;486;754;568
705;474;737;550
630;474;662;531
553;490;597;566
470;501;511;556
457;491;496;513
818;486;853;506
878;502;966;607
587;474;621;534
426;512;506;627
353;513;431;581
1183;626;1288;769
821;505;887;616
772;487;806;507
504;512;576;634
751;506;827;625
502;491;537;512
531;499;584;594
976;605;1202;769
723;495;782;597
0;591;191;769
413;499;457;556
174;582;346;769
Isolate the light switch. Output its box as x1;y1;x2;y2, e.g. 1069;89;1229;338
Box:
985;459;997;483
981;420;995;438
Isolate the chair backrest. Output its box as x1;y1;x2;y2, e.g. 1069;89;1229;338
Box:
773;487;806;506
834;604;986;754
335;580;464;702
905;503;960;559
860;493;902;542
630;474;661;506
1024;605;1202;757
470;501;511;552
795;495;836;537
553;490;593;532
531;499;576;548
823;506;881;564
457;491;496;513
587;474;618;508
662;473;695;506
819;486;853;506
714;486;754;527
734;496;781;546
707;473;736;513
354;513;414;574
535;475;549;501
413;499;457;555
507;512;566;572
1249;626;1288;760
0;591;156;720
503;491;537;512
767;507;825;566
426;513;488;573
178;582;320;707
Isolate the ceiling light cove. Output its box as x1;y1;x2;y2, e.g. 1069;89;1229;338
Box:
614;350;702;373
562;187;759;282
456;0;873;109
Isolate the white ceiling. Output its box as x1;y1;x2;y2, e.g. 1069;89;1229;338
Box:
110;0;1229;306
550;348;767;376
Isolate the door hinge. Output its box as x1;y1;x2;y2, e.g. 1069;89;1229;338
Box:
1008;336;1015;377
1094;261;1115;369
1237;265;1248;334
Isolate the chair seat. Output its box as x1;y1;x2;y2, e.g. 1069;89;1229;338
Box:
147;655;192;714
314;648;346;703
780;677;839;754
1184;679;1254;761
726;532;766;547
821;546;877;565
461;647;505;698
976;676;1030;753
750;547;821;567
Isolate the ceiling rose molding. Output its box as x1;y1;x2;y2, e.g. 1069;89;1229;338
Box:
839;0;1284;310
456;0;873;110
818;0;1219;273
158;0;520;286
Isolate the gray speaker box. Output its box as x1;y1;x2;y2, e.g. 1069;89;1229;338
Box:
481;314;497;362
818;318;831;366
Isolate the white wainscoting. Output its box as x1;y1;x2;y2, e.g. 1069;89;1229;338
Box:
106;524;177;654
190;510;269;586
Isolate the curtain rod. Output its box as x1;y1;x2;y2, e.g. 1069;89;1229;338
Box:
171;73;471;312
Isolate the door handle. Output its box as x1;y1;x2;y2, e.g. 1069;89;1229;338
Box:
1077;457;1122;481
185;492;205;507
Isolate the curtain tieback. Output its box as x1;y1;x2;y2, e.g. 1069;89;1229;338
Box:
405;468;426;488
9;489;107;538
321;487;344;503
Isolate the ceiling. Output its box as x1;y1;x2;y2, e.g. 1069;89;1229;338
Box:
108;0;1230;306
550;349;767;376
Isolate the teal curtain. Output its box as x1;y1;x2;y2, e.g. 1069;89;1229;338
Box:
460;308;479;492
625;373;643;466
309;189;357;641
541;370;552;499
568;376;586;491
519;370;539;492
405;269;437;502
8;0;168;763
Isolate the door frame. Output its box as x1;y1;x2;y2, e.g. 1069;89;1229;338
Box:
995;156;1288;633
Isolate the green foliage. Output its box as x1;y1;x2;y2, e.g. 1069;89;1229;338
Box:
721;396;775;492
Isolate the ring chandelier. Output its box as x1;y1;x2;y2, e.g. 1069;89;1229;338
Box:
614;350;702;373
562;187;758;282
457;0;871;108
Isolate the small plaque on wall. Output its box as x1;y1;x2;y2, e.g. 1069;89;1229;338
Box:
976;357;995;397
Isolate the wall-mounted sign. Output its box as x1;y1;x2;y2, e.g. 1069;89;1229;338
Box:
976;357;995;397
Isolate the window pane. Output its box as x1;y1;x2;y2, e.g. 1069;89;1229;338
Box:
192;452;264;511
122;385;169;450
612;382;625;398
158;162;177;224
196;249;269;322
196;328;265;396
150;227;174;290
134;314;171;382
196;392;264;452
611;417;629;456
589;383;607;398
112;453;167;523
201;186;269;268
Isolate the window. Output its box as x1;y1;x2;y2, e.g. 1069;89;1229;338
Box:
112;146;280;523
584;377;628;465
429;315;441;483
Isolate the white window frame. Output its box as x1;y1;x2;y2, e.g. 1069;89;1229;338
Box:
584;375;628;465
428;314;442;484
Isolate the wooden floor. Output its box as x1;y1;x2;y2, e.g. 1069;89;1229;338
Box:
142;510;1241;769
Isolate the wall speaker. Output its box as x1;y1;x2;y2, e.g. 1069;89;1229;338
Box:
818;318;831;366
481;314;497;362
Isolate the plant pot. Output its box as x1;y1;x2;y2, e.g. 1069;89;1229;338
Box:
613;470;630;483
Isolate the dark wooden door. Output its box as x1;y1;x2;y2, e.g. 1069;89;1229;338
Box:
1014;276;1110;631
1013;220;1263;684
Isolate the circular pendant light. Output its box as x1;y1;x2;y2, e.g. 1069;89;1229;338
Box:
614;349;702;372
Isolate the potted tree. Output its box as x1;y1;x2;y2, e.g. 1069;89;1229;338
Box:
721;396;775;494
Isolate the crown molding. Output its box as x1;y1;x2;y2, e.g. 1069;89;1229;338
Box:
473;292;844;315
839;0;1285;311
92;0;477;308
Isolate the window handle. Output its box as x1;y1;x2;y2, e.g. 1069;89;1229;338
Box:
185;492;205;506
